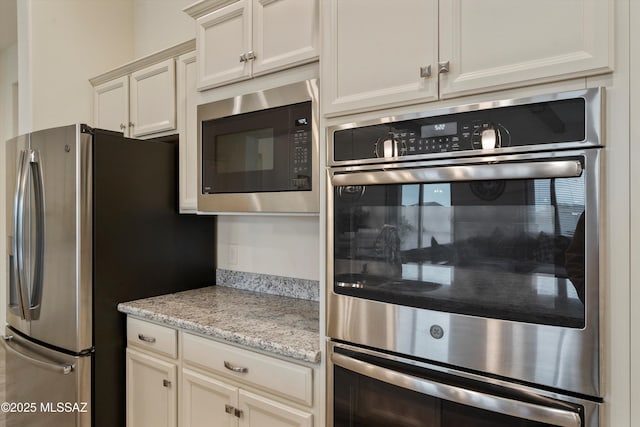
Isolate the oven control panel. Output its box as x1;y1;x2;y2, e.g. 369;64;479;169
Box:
332;95;589;163
383;121;504;158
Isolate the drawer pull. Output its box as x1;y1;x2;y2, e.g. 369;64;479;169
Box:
137;334;156;343
224;361;248;373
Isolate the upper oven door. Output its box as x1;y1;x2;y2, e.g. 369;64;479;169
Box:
327;148;601;397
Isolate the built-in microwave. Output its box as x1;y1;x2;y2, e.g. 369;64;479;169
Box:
197;79;319;214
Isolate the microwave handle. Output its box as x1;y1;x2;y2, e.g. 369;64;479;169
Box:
331;160;582;187
332;352;581;427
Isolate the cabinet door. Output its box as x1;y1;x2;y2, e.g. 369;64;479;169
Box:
182;368;238;427
197;1;251;90
252;0;318;76
322;0;438;116
238;390;313;427
93;75;129;136
130;59;177;137
126;349;177;427
177;51;199;213
438;0;613;98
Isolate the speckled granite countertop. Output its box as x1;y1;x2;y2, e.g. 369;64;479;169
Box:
117;286;320;364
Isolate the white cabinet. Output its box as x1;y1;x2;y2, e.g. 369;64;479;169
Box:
182;369;313;427
182;333;314;427
182;368;237;427
93;60;176;138
192;0;318;90
126;349;178;427
322;0;613;116
176;51;199;213
93;76;129;134
91;40;197;213
130;59;177;137
126;318;179;427
124;317;318;427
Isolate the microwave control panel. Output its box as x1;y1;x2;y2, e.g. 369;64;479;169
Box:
333;96;588;163
290;102;313;190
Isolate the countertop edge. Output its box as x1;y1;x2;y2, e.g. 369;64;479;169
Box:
118;303;321;365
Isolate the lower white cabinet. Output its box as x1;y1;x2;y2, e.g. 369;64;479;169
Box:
182;368;313;427
125;317;317;427
126;348;178;427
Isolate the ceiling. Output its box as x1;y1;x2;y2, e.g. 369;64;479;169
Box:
0;0;17;52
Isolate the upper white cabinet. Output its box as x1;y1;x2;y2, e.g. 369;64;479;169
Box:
189;0;319;90
93;60;176;138
93;76;130;135
322;0;613;116
129;59;177;137
176;51;199;213
91;40;195;139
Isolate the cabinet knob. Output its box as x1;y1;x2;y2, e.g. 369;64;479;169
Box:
420;65;432;78
162;379;171;388
438;61;450;74
245;51;256;61
119;123;126;131
129;122;134;127
225;404;243;418
239;53;247;62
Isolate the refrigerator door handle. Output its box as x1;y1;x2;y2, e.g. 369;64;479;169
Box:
1;335;74;375
12;149;29;320
27;149;46;320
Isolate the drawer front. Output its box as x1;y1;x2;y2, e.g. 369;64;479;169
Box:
182;333;313;406
127;317;178;359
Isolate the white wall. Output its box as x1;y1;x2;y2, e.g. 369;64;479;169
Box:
216;216;320;281
0;42;19;331
133;0;195;58
629;0;640;421
17;0;134;133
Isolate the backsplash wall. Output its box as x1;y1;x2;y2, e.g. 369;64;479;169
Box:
216;215;320;281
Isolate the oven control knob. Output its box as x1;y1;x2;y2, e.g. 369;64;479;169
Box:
429;325;444;339
374;136;407;158
480;125;501;150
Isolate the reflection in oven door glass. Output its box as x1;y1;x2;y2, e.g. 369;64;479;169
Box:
334;174;586;328
334;365;563;427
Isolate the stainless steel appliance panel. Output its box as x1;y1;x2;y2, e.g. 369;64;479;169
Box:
327;148;601;397
26;125;92;352
6;134;30;336
328;87;603;167
197;78;319;213
3;328;91;427
328;342;600;427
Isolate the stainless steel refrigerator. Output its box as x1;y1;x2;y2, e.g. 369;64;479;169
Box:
3;124;215;426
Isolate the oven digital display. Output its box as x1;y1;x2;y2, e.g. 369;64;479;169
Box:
421;121;458;138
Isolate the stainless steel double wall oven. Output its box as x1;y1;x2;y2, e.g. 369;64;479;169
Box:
327;88;604;426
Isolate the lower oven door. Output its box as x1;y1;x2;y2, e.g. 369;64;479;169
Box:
329;343;599;427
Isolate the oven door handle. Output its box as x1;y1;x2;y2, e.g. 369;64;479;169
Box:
331;159;582;187
332;352;582;427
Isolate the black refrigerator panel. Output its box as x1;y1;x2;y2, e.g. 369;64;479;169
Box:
91;129;215;427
